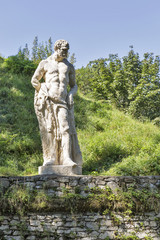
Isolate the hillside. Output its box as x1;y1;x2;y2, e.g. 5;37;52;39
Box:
0;68;160;176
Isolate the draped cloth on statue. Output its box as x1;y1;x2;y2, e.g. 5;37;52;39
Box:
34;83;82;167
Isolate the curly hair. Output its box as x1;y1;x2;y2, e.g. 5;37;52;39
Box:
54;40;69;51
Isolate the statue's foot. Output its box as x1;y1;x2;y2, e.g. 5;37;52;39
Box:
63;158;77;166
43;160;55;166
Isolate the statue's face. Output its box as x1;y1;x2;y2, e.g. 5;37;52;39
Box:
57;47;68;59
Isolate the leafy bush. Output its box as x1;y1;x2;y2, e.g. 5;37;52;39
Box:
76;48;160;120
4;55;37;75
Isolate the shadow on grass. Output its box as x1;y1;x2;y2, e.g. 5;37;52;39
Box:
83;141;129;174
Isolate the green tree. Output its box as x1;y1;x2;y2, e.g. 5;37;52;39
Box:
87;58;113;100
31;36;38;62
37;42;47;62
17;47;24;59
129;53;160;119
122;46;142;103
23;44;30;60
108;54;128;108
69;53;76;66
47;37;53;57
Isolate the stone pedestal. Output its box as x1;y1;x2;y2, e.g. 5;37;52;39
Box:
38;165;82;175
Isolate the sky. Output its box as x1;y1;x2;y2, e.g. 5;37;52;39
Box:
0;0;160;69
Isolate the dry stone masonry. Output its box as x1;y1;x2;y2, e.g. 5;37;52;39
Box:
0;175;160;240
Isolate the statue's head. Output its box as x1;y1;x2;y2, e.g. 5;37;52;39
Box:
54;40;69;61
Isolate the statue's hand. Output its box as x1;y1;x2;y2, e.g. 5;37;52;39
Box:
35;83;41;92
67;93;74;109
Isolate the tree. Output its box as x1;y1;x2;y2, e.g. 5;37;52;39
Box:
47;37;53;57
17;47;24;60
69;53;76;66
76;47;160;120
129;53;160;119
87;58;113;100
122;46;142;103
31;36;38;62
23;44;30;60
108;54;128;108
37;42;47;62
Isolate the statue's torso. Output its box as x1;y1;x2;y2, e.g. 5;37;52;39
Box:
44;59;70;102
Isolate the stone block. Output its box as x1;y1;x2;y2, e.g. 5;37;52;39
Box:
10;237;22;240
70;179;78;187
30;220;41;226
99;232;110;239
44;180;59;188
88;183;96;188
0;225;8;230
107;182;119;194
26;237;36;240
0;179;10;189
38;165;82;175
150;221;157;227
13;231;21;235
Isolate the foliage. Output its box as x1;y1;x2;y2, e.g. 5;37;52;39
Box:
0;184;160;219
75;95;160;175
3;36;54;75
1;68;160;176
0;185;33;216
115;233;152;240
76;47;160;120
0;72;42;175
0;55;4;63
128;53;160;119
3;55;37;75
69;53;76;66
31;36;53;64
1;46;160;176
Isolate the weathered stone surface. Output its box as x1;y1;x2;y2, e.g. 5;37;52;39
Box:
0;175;160;239
30;220;41;226
88;183;96;188
0;179;9;189
38;165;82;175
0;225;9;230
26;237;36;240
10;237;22;240
31;40;82;175
107;181;119;194
99;232;110;239
150;221;157;227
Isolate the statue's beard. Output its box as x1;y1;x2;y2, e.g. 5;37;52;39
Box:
57;49;68;58
54;51;68;61
60;52;68;58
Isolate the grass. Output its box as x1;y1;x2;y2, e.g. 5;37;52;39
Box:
0;68;160;176
76;96;160;175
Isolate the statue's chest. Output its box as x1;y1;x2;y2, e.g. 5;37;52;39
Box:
46;62;69;75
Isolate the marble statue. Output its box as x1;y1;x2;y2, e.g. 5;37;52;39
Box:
31;40;82;175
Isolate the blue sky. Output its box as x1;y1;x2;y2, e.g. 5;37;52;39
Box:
0;0;160;68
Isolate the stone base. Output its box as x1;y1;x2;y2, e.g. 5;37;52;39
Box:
38;165;82;175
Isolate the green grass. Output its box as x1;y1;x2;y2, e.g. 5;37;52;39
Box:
0;69;160;176
76;95;160;175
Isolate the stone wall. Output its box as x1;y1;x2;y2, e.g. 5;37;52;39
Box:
0;175;160;240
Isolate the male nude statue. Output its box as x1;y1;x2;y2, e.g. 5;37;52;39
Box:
31;40;82;168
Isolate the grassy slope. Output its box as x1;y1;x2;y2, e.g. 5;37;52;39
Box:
0;70;160;176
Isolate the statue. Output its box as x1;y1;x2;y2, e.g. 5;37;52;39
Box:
31;40;82;175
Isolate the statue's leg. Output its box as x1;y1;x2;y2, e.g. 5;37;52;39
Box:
34;90;57;166
58;107;77;166
40;108;57;166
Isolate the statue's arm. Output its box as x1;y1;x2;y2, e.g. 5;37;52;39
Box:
31;60;46;91
68;64;77;108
